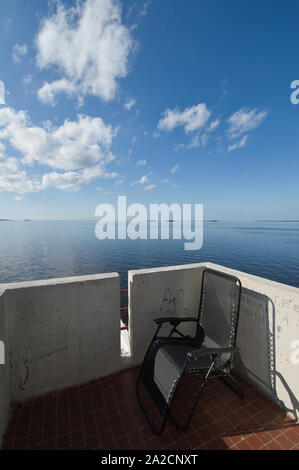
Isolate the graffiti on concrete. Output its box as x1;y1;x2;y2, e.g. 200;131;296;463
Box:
160;288;185;313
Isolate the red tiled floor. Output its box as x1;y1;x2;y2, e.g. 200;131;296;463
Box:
1;366;298;450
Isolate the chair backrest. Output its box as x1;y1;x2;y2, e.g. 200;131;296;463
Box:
198;269;242;350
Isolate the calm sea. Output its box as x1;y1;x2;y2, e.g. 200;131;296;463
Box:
0;220;298;289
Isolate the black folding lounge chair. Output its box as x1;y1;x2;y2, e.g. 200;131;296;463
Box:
136;268;243;435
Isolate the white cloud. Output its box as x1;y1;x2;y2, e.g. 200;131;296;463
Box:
136;159;146;166
208;119;220;132
187;135;200;148
131;172;155;190
174;143;184;151
124;98;136;110
141;1;152;16
0;169;40;194
0;106;118;193
158;103;211;133
42;164;117;191
157;103;266;153
170;164;179;174
0;148;42;194
0;107;116;171
131;175;148;186
0;153;116;194
12;43;28;63
0;81;5;105
0;107;28;129
0;142;6;156
145;184;156;190
36;0;135;103
227;108;267;138
228;135;248;152
38;79;77;105
191;119;220;147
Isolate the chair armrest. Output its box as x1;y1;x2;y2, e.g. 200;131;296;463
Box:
187;346;239;361
154;317;197;326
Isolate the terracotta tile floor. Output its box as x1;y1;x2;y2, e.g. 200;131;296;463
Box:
2;366;298;450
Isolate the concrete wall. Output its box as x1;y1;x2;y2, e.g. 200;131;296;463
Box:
0;289;10;448
204;262;299;420
128;262;299;419
1;261;298;446
128;264;205;366
3;273;120;402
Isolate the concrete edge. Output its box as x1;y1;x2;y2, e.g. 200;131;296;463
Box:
0;272;120;293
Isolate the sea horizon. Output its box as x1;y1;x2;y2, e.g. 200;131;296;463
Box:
1;219;298;289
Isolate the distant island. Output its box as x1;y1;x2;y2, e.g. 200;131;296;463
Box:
0;219;32;222
257;220;299;222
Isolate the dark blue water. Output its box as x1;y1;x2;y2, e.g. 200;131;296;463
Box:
0;220;298;289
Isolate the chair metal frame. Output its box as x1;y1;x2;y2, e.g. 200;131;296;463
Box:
136;268;244;435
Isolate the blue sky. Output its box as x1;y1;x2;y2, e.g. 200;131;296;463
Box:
0;0;299;220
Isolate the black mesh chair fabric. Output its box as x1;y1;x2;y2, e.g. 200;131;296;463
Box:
136;268;243;435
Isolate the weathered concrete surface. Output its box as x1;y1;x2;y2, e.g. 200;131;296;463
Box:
4;273;120;402
1;261;298;446
128;262;299;420
204;262;299;420
128;264;205;366
0;289;9;447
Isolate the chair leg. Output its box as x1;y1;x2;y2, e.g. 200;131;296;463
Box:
169;360;215;431
219;373;244;399
136;381;169;436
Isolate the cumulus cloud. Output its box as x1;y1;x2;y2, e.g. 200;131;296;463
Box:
38;79;77;105
0;106;118;193
158;104;266;152
42;164;117;191
0;159;116;194
36;0;135;103
0;107;116;171
0;145;42;194
227;108;267;138
0;169;41;194
136;159;146;166
158;103;211;133
12;43;28;63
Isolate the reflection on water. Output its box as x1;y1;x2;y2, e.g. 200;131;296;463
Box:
0;220;298;288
